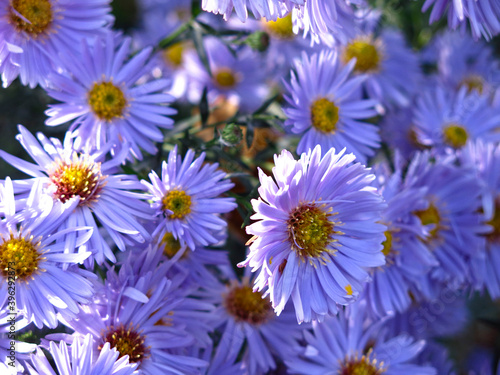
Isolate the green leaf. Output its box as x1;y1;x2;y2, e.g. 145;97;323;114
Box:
199;86;209;127
192;25;212;76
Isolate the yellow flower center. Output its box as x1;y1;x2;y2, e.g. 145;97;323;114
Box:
50;157;103;205
100;324;148;364
265;14;294;39
224;284;272;324
214;68;237;88
9;0;53;37
381;230;393;257
163;42;184;68
443;124;468;148
460;74;484;94
343;40;381;73
0;233;42;282
161;232;185;258
414;203;442;240
88;81;127;122
310;98;339;133
288;203;336;259
340;352;386;375
162;189;192;219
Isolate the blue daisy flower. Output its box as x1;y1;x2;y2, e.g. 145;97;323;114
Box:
404;151;488;287
422;0;500;40
185;37;269;112
44;32;176;160
201;0;284;22
283;50;381;163
239;145;386;323
413;86;500;152
0;0;113;88
286;300;437;375
57;249;209;375
460;140;500;298
142;145;236;251
110;243;218;348
27;334;138;375
364;159;438;318
197;266;305;375
425;31;500;97
340;28;422;108
0;125;154;265
289;0;362;45
0;177;95;329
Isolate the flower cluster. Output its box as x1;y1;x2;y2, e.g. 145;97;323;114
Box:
0;0;500;373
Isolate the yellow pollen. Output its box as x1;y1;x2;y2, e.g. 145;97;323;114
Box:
381;230;393;257
100;324;149;364
460;74;485;94
10;0;53;37
288;203;336;259
265;14;294;39
340;351;386;375
162;189;192;219
343;40;381;73
88;81;127;121
310;98;339;133
443;124;468;148
0;233;42;282
163;42;184;67
160;232;185;259
214;68;237;88
50;158;103;205
224;284;272;324
345;284;353;296
414;203;442;240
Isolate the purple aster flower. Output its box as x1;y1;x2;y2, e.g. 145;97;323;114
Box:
413;86;500;152
403;151;488;287
142;145;236;251
289;0;362;45
226;12;319;78
364;159;438;318
286;300;437;374
132;0;198;101
0;177;95;329
459;140;500;298
197;267;305;375
425;31;500;97
56;248;209;375
0;0;113;88
239;146;387;323
44;32;176;160
201;0;284;22
422;0;500;40
109;243;218;348
0;125;154;265
185;37;269;112
283;50;381;163
27;334;138;375
340;28;422;108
